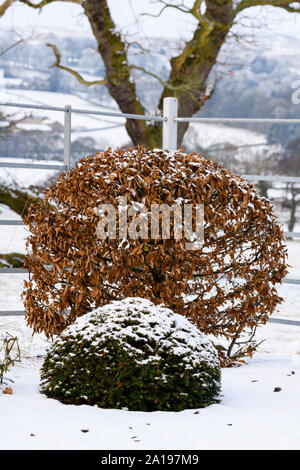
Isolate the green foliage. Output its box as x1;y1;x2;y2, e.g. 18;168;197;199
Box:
40;298;221;412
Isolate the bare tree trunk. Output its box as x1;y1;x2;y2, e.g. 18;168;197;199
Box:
83;0;235;148
84;0;158;147
157;1;234;145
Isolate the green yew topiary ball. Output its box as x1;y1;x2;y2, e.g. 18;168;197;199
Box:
40;297;221;411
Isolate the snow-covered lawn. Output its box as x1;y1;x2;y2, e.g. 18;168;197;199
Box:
0;203;300;449
1;354;299;450
0;253;300;449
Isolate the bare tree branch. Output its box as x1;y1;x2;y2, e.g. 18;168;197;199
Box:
142;0;190;18
48;40;201;102
0;0;16;18
129;63;203;95
234;0;300;15
20;0;83;8
47;43;107;86
83;0;155;146
155;1;235;143
1;0;83;18
0;36;23;56
142;0;209;27
0;26;34;56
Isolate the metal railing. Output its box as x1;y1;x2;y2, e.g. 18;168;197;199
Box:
0;97;299;326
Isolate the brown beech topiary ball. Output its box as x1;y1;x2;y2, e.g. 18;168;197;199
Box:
23;146;288;364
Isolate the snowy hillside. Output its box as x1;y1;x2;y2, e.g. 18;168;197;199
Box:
0;157;63;188
1;93;274;162
1;88;129;152
0;85;281;179
1;28;300;147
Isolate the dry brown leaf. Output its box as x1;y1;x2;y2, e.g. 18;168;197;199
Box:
21;146;288;365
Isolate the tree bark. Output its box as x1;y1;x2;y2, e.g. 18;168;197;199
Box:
158;0;234;145
82;0;236;147
84;0;160;147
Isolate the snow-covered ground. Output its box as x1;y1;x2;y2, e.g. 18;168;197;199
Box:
0;242;299;449
1;253;300;451
184;121;268;149
0;354;299;450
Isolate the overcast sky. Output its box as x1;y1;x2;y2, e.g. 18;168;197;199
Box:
1;0;300;41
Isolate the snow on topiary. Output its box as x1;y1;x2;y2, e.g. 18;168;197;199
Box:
40;297;221;411
23;146;288;364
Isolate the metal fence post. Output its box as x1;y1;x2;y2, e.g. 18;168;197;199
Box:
162;97;178;150
64;104;71;169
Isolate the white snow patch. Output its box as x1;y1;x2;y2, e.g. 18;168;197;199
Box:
0;354;299;449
